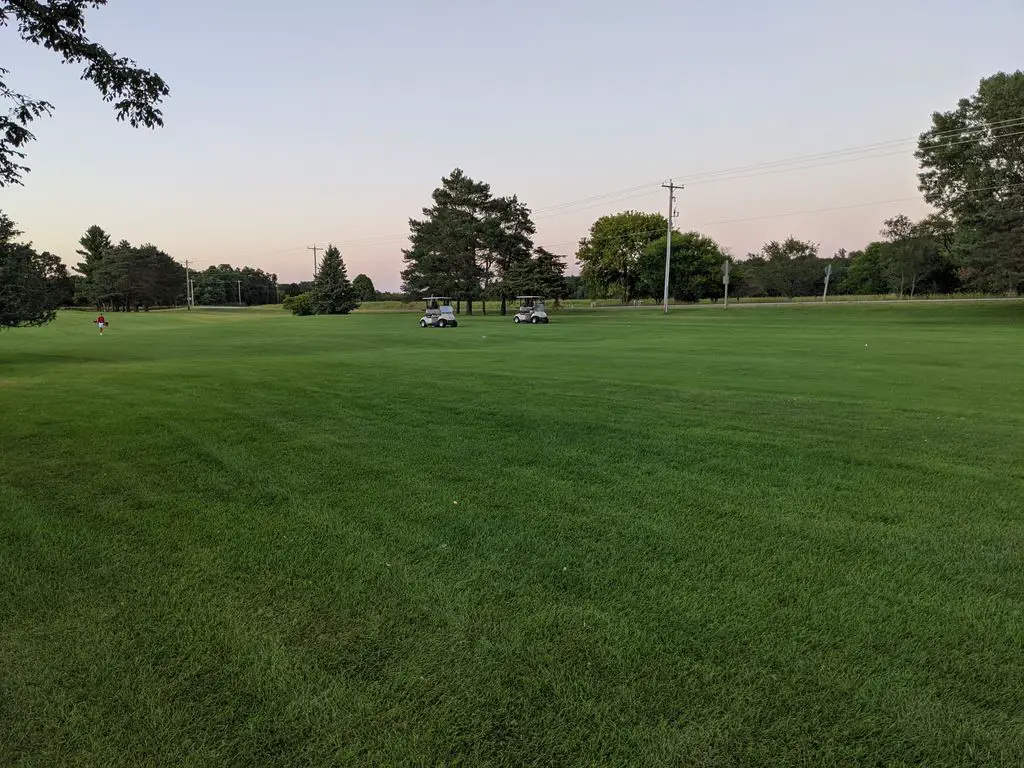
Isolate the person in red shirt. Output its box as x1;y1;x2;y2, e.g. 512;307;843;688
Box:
94;314;107;335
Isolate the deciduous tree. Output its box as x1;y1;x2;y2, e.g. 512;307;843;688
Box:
0;210;57;328
637;231;725;303
916;71;1024;291
576;211;666;302
761;237;822;297
352;273;376;302
1;0;169;186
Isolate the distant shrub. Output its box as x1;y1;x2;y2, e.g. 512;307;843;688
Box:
283;292;313;316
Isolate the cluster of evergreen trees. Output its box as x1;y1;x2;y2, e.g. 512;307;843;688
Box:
75;226;283;310
400;169;568;314
73;226;185;311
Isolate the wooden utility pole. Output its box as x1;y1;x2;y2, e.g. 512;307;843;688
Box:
661;180;682;313
308;245;321;278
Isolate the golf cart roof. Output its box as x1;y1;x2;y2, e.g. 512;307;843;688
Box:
425;296;450;301
516;295;544;299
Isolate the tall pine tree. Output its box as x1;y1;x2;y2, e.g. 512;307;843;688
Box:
401;168;492;313
74;225;112;306
484;195;537;314
504;247;568;305
310;245;358;314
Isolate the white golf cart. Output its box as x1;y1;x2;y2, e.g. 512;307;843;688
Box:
513;296;549;324
420;296;458;328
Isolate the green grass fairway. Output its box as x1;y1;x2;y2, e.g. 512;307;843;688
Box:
2;303;1022;767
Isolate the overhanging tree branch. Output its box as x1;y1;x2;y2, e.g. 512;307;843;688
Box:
0;0;169;186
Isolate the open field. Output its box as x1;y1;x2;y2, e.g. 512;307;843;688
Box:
2;303;1022;766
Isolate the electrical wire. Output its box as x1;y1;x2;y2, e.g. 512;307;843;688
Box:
324;117;1024;250
537;180;1024;253
530;115;1024;215
173;118;1022;274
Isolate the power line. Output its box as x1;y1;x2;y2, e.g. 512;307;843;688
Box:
699;179;1024;227
326;117;1024;251
533;187;663;221
534;116;1024;213
539;180;1024;253
682;129;1024;188
531;182;661;215
170;118;1024;277
674;116;1024;184
532;116;1024;215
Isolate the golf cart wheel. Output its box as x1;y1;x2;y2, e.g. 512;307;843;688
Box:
531;316;540;324
514;316;521;323
437;319;447;328
420;319;427;327
450;320;458;327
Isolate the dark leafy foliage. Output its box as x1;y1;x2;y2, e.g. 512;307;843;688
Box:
575;211;667;302
503;247;569;304
191;264;279;306
0;210;61;327
90;241;184;311
638;232;726;303
283;292;313;316
0;0;169;186
916;71;1024;291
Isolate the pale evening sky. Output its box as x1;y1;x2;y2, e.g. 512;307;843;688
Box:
2;0;1022;289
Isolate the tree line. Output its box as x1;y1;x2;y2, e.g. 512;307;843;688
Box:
0;206;390;326
0;214;297;323
73;225;184;311
571;212;970;303
279;272;386;303
190;263;278;306
74;225;286;311
404;70;1023;306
